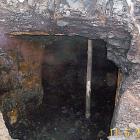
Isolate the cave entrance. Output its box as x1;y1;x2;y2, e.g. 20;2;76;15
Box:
33;36;118;140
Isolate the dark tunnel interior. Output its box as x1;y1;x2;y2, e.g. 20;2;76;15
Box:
7;36;118;140
39;37;118;140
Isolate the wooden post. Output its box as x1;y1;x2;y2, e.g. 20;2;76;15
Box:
85;39;93;119
111;69;123;128
115;69;123;106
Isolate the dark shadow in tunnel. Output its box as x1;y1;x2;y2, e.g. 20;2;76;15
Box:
7;36;118;140
91;40;118;135
41;36;87;110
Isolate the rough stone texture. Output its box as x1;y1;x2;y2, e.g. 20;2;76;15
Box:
0;37;44;127
0;0;139;132
113;64;140;128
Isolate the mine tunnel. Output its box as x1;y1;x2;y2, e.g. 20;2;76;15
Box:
3;35;118;140
31;36;118;140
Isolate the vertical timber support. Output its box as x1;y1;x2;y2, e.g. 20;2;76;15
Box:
85;39;93;119
115;69;122;107
111;69;123;128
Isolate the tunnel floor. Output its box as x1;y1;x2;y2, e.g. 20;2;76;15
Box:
16;80;116;140
8;37;118;140
26;83;116;140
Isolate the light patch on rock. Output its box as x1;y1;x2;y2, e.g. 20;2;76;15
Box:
0;19;5;22
28;0;33;6
129;122;137;129
18;0;24;2
66;0;84;11
126;0;140;34
65;10;70;16
0;112;13;140
113;0;128;16
7;0;18;5
134;107;139;111
57;20;69;27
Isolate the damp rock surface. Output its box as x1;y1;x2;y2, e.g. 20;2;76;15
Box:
0;37;44;130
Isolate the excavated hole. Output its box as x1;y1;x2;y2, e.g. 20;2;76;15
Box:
4;36;118;140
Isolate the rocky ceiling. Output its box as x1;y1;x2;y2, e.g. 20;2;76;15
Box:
0;0;139;69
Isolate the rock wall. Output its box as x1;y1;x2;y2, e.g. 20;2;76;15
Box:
0;36;44;127
0;0;139;131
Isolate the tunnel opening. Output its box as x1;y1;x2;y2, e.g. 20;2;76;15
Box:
27;36;118;140
3;35;118;140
